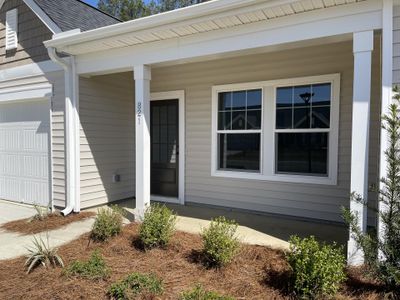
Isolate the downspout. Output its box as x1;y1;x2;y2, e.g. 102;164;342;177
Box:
48;47;80;216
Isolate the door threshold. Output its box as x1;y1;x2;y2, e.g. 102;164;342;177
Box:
151;195;180;204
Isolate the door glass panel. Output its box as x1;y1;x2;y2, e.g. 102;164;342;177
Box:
168;105;177;124
168;125;177;143
152;143;160;163
160;106;168;124
152;106;160;125
160;126;168;143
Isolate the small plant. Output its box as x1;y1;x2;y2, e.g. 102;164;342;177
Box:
287;236;346;298
25;234;64;274
30;204;50;222
180;284;235;300
63;249;109;280
91;205;124;242
201;216;240;267
109;272;163;299
139;204;177;249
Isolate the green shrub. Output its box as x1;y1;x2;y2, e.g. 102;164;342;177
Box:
64;249;109;280
180;284;235;300
139;204;177;249
91;206;124;242
287;236;346;298
109;272;163;299
201;216;240;267
25;234;64;274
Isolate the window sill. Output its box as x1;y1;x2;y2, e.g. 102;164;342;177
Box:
212;170;337;185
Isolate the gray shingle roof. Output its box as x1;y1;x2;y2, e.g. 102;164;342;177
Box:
33;0;120;32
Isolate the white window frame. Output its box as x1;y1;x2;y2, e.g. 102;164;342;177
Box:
211;73;340;185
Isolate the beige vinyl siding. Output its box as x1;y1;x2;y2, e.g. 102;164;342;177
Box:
49;71;66;208
0;0;52;69
0;69;66;207
394;5;400;85
79;74;135;208
150;39;381;223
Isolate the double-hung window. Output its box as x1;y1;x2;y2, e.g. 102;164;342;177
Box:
275;83;331;176
217;89;262;172
212;74;340;185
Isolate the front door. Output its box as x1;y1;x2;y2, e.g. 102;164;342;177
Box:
150;100;179;198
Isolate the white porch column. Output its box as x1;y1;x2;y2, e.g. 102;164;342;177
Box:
378;0;393;259
134;65;151;219
348;30;374;266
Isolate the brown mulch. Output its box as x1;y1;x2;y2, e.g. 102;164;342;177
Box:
0;223;390;300
0;211;95;235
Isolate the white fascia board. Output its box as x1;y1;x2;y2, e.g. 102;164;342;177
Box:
44;0;290;49
23;0;62;34
75;3;382;75
0;82;52;103
0;60;62;82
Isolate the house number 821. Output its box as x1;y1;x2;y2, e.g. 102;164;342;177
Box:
137;102;142;124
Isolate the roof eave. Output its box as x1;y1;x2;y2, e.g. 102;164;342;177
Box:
44;0;274;49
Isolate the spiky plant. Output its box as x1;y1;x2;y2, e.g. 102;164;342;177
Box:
30;204;50;222
25;234;64;274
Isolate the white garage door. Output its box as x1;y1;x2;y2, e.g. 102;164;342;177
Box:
0;100;50;206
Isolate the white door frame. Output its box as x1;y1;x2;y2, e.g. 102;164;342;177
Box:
150;90;185;205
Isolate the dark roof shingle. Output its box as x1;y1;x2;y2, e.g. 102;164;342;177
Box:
33;0;120;32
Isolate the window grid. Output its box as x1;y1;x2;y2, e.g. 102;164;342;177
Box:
274;83;332;177
217;89;263;173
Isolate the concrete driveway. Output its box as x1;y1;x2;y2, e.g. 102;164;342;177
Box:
0;200;95;261
0;200;36;225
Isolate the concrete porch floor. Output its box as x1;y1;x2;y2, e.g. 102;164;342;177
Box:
114;199;348;251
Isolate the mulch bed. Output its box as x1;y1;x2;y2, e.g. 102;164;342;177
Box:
0;211;95;235
0;223;390;299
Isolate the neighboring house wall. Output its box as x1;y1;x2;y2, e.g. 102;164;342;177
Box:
0;0;52;70
394;4;400;86
150;40;381;223
79;74;135;208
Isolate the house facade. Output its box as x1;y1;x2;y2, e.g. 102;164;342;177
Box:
0;0;396;264
0;0;119;208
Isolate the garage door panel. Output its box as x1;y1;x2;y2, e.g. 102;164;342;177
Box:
0;100;50;206
23;155;48;179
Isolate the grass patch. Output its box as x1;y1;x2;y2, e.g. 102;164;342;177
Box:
109;272;163;299
63;249;109;280
180;284;235;300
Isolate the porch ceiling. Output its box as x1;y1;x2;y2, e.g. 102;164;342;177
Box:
45;0;366;56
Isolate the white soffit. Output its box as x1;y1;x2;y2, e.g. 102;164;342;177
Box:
46;0;369;55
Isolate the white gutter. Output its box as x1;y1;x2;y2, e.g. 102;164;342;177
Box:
44;0;293;50
48;47;80;216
